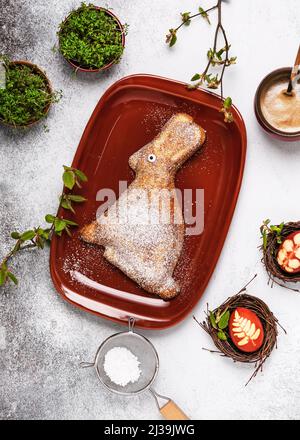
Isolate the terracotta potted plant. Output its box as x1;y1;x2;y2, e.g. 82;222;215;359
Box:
0;58;60;128
57;3;126;72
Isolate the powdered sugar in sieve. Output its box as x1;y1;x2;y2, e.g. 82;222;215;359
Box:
103;346;141;387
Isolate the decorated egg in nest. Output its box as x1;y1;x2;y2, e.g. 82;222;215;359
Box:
277;231;300;274
229;307;264;353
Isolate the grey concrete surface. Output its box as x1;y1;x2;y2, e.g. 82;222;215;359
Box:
1;0;300;420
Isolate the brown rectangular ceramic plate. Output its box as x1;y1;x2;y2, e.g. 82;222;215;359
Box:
50;74;247;329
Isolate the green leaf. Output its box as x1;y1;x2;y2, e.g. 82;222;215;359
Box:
170;34;177;47
217;330;227;341
215;307;223;324
11;232;20;239
216;47;225;59
223;97;232;110
61;197;75;213
38;239;44;249
7;271;18;285
45;214;55;224
199;7;210;24
0;269;7;286
168;29;177;47
54;218;67;233
63;219;78;226
41;229;51;240
209;311;217;329
20;230;35;241
63;170;75;190
218;311;230;330
181;12;191;26
263;231;268;250
74;169;88;182
278;222;284;235
36;227;45;236
207;48;215;60
191;73;201;81
68;195;86;203
65;226;72;237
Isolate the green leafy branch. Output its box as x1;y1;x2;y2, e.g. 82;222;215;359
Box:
260;219;285;251
0;166;87;287
166;0;236;123
209;307;230;340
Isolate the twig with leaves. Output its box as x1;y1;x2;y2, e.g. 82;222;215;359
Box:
260;219;284;251
166;0;236;122
0;166;87;287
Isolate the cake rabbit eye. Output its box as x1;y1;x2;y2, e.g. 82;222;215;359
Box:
147;154;156;163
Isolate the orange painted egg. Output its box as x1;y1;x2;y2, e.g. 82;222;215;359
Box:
277;231;300;274
229;307;264;353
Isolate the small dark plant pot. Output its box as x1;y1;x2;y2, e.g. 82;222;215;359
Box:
0;60;53;128
254;67;300;142
59;6;126;73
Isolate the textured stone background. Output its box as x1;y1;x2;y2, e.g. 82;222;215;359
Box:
0;0;300;420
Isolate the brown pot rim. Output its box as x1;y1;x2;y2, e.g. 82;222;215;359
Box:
254;67;300;141
0;60;53;128
58;5;126;73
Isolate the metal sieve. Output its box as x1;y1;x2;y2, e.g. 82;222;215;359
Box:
81;318;189;420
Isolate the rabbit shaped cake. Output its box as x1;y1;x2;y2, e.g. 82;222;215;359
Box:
80;113;206;299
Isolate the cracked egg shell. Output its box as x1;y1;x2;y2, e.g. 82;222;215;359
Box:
277;231;300;274
229;307;264;353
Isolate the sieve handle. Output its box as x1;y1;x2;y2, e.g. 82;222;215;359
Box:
128;317;135;332
150;389;190;420
79;362;94;368
160;400;189;420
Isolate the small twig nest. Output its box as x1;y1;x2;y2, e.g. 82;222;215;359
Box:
261;221;300;292
195;276;284;385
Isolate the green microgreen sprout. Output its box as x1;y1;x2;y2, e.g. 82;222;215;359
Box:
0;56;61;127
166;0;236;122
58;3;127;70
0;166;88;287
